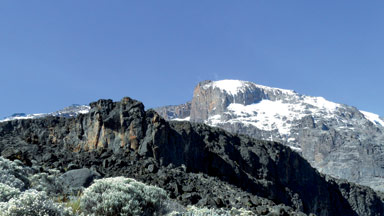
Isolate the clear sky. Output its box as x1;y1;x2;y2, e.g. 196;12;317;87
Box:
1;1;383;118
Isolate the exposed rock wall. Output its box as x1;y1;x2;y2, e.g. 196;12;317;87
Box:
154;102;191;121
155;80;384;192
1;97;384;215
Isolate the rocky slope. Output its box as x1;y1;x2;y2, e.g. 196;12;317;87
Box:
0;104;90;122
155;80;384;192
1;97;384;215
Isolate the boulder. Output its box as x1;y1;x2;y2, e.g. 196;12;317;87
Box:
58;168;100;193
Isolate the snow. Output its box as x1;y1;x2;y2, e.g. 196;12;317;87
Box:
200;79;384;150
303;96;339;111
211;80;249;95
216;95;340;135
287;137;296;142
196;80;384;150
0;105;90;123
0;113;46;122
206;114;222;125
78;110;89;114
361;111;384;126
206;79;296;96
288;145;302;152
172;116;191;121
224;100;301;135
250;83;296;96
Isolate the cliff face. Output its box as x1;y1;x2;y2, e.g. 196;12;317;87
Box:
0;98;147;154
189;80;290;122
154;102;191;121
155;80;384;192
1;97;384;215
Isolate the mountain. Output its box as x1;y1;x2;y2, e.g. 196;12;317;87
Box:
1;104;90;122
1;97;384;215
155;80;384;192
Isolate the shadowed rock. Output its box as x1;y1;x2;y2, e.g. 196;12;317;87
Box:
0;97;383;216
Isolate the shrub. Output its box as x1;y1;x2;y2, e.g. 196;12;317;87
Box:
0;157;30;190
0;183;20;202
167;206;230;216
166;206;256;216
0;171;25;190
80;176;168;216
0;189;73;216
29;169;63;196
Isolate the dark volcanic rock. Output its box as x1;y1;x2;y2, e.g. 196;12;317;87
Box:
58;168;100;192
0;97;383;215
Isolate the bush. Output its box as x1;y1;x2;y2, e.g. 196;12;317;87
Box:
0;183;20;202
166;206;256;216
29;168;63;196
80;177;168;216
0;171;25;191
0;157;30;190
0;189;73;216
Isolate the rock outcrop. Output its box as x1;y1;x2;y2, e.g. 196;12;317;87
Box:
1;97;384;215
155;80;384;192
155;102;191;121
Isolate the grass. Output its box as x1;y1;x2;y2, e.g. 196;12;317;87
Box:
65;197;82;215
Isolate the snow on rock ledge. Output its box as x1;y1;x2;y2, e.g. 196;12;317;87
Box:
1;105;90;122
156;79;384;192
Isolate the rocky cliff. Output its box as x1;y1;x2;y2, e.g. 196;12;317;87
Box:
155;102;191;121
1;97;384;215
155;80;384;192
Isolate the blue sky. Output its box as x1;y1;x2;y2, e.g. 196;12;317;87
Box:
1;1;383;118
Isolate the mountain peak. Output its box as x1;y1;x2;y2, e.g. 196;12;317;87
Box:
192;79;343;132
201;79;297;97
156;80;384;192
2;96;383;215
203;80;251;96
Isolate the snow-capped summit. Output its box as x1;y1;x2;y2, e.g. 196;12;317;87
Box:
205;79;296;96
156;79;384;191
199;80;343;137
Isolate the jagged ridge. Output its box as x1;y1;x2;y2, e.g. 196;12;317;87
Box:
0;104;90;122
1;97;383;215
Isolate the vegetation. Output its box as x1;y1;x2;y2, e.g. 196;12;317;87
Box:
79;177;168;216
0;156;260;216
0;189;73;216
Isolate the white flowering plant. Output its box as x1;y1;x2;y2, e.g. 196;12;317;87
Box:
0;183;20;202
79;176;168;216
0;189;73;216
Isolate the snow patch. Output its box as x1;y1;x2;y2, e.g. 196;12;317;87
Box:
212;80;249;95
288;145;302;152
172;116;191;121
303;96;339;112
361;111;384;126
78;109;90;114
225;100;301;135
1;105;90;123
1;113;46;122
205;115;222;125
206;79;296;96
206;91;341;136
